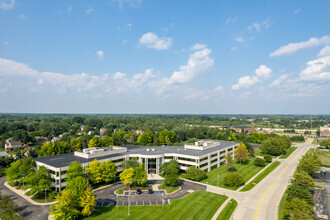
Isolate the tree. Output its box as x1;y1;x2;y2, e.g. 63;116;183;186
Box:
264;154;272;163
163;162;180;186
120;168;134;185
225;153;233;165
283;197;314;220
185;166;207;181
254;157;266;167
79;189;96;217
0;194;21;220
223;173;245;187
51;189;80;220
101;136;113;147
6;160;22;182
259;136;291;156
245;143;255;156
99;160;116;183
66;162;84;182
88;139;97;148
297;153;322;176
121;159;139;170
70;138;81;151
286;184;313;204
86;159;102;184
293;171;314;189
234;143;249;164
66;176;90;198
134;164;148;186
160;159;180;173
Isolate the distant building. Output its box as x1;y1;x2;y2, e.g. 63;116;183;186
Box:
51;137;61;143
246;119;255;122
35;136;48;144
320;124;330;137
0;151;9;157
224;126;256;133
100;128;107;135
135;130;144;135
80;125;86;131
5;139;23;151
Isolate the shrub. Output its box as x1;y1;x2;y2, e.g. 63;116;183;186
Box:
223;173;245;187
227;164;237;172
264;155;272;163
254;158;266;167
185;166;207;181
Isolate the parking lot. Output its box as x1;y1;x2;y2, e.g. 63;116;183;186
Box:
94;179;206;207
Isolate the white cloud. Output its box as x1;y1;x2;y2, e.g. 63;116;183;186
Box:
0;0;14;10
255;65;272;79
96;50;104;59
113;72;126;80
318;45;330;57
114;0;142;7
235;37;245;43
232;65;272;90
270;35;330;57
269;74;288;87
232;76;259;90
0;58;38;76
18;14;26;20
214;86;223;91
299;55;330;81
294;8;301;15
139;32;172;50
169;48;214;84
190;43;206;50
225;17;236;24
86;8;95;14
247;23;261;32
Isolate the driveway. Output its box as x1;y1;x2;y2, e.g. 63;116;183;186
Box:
0;177;50;220
93;179;206;207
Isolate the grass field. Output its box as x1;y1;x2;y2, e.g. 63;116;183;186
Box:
200;158;267;190
254;148;270;157
278;191;288;220
158;185;180;194
279;147;297;159
317;149;330;166
240;161;281;191
216;199;238;220
85;191;227;220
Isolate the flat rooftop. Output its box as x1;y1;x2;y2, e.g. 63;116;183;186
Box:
35;141;238;168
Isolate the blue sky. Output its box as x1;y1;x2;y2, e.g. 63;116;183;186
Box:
0;0;330;114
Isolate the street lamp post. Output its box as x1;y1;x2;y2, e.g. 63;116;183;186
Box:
45;189;47;203
128;184;130;216
217;175;219;187
162;193;164;208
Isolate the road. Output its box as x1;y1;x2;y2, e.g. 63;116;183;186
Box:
0;177;50;220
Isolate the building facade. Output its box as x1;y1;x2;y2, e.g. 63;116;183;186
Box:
320;124;330;137
35;140;238;193
5;139;23;151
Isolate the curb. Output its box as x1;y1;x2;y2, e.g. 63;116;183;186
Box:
4;182;57;206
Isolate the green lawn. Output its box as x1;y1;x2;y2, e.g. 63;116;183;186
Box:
240;161;281;191
279;147;297;159
200;158;268;190
115;188;124;195
158;185;180;194
216;199;238;220
278;191;288;220
85;191;227;220
317;149;330;166
254;148;269;157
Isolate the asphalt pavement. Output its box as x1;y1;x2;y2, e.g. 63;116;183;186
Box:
0;177;50;220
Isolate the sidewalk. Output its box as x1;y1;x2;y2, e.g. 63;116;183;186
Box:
4;182;57;206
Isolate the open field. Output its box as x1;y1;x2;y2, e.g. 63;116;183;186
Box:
200;158;267;190
217;199;238;220
317;149;330;166
85;191;227;220
279;147;297;159
240;161;281;191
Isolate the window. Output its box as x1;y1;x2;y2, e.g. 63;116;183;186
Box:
178;157;196;162
165;156;173;160
200;157;208;162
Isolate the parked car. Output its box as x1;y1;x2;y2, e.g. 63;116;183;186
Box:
136;189;142;194
148;189;153;194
